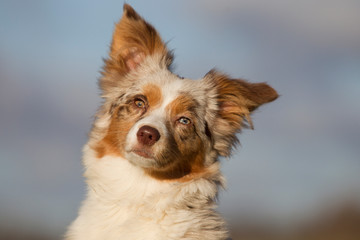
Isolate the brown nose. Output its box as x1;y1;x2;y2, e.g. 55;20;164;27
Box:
136;125;160;146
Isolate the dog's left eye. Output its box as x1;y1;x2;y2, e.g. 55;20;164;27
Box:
134;99;145;108
178;117;191;125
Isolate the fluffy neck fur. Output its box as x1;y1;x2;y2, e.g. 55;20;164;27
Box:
65;145;228;240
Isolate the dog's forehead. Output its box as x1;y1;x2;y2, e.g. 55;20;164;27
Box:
138;70;203;108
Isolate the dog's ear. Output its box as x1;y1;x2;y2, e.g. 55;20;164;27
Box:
204;70;278;156
105;4;172;75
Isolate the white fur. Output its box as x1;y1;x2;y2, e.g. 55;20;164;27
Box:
66;145;225;240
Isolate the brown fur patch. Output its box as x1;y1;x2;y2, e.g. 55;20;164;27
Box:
99;5;173;95
166;95;198;121
92;104;141;159
145;138;206;182
103;4;173;76
92;118;125;159
215;72;278;128
143;84;162;108
205;70;278;156
209;69;278;111
123;4;141;20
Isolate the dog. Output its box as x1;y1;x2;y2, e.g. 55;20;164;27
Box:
66;4;277;240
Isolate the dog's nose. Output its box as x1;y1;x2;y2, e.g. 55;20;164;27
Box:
136;125;160;146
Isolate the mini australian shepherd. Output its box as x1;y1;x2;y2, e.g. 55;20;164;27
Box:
66;4;278;240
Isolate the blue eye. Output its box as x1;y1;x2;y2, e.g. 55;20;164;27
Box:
178;117;191;125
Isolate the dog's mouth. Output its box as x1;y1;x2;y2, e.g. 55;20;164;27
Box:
126;145;173;170
131;148;154;159
124;146;161;169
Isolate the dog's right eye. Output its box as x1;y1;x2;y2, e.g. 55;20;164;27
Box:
134;99;145;108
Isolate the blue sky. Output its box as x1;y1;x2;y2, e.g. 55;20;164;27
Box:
1;0;359;237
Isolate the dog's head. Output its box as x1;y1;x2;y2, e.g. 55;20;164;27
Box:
91;4;278;181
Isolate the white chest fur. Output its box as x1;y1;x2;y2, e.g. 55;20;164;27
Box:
66;145;226;240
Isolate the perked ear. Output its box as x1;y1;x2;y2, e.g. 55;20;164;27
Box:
105;4;173;74
205;70;278;156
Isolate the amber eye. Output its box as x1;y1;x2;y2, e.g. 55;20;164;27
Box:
178;117;191;125
134;99;145;108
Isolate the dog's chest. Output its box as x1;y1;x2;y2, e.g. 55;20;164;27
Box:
70;155;196;239
72;193;194;240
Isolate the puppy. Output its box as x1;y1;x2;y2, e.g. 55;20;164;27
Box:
66;4;277;240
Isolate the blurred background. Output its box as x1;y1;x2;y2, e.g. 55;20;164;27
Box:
1;0;360;239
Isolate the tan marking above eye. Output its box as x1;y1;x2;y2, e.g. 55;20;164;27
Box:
166;95;197;123
142;83;162;107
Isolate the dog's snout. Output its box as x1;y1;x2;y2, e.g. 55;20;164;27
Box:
136;125;160;146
